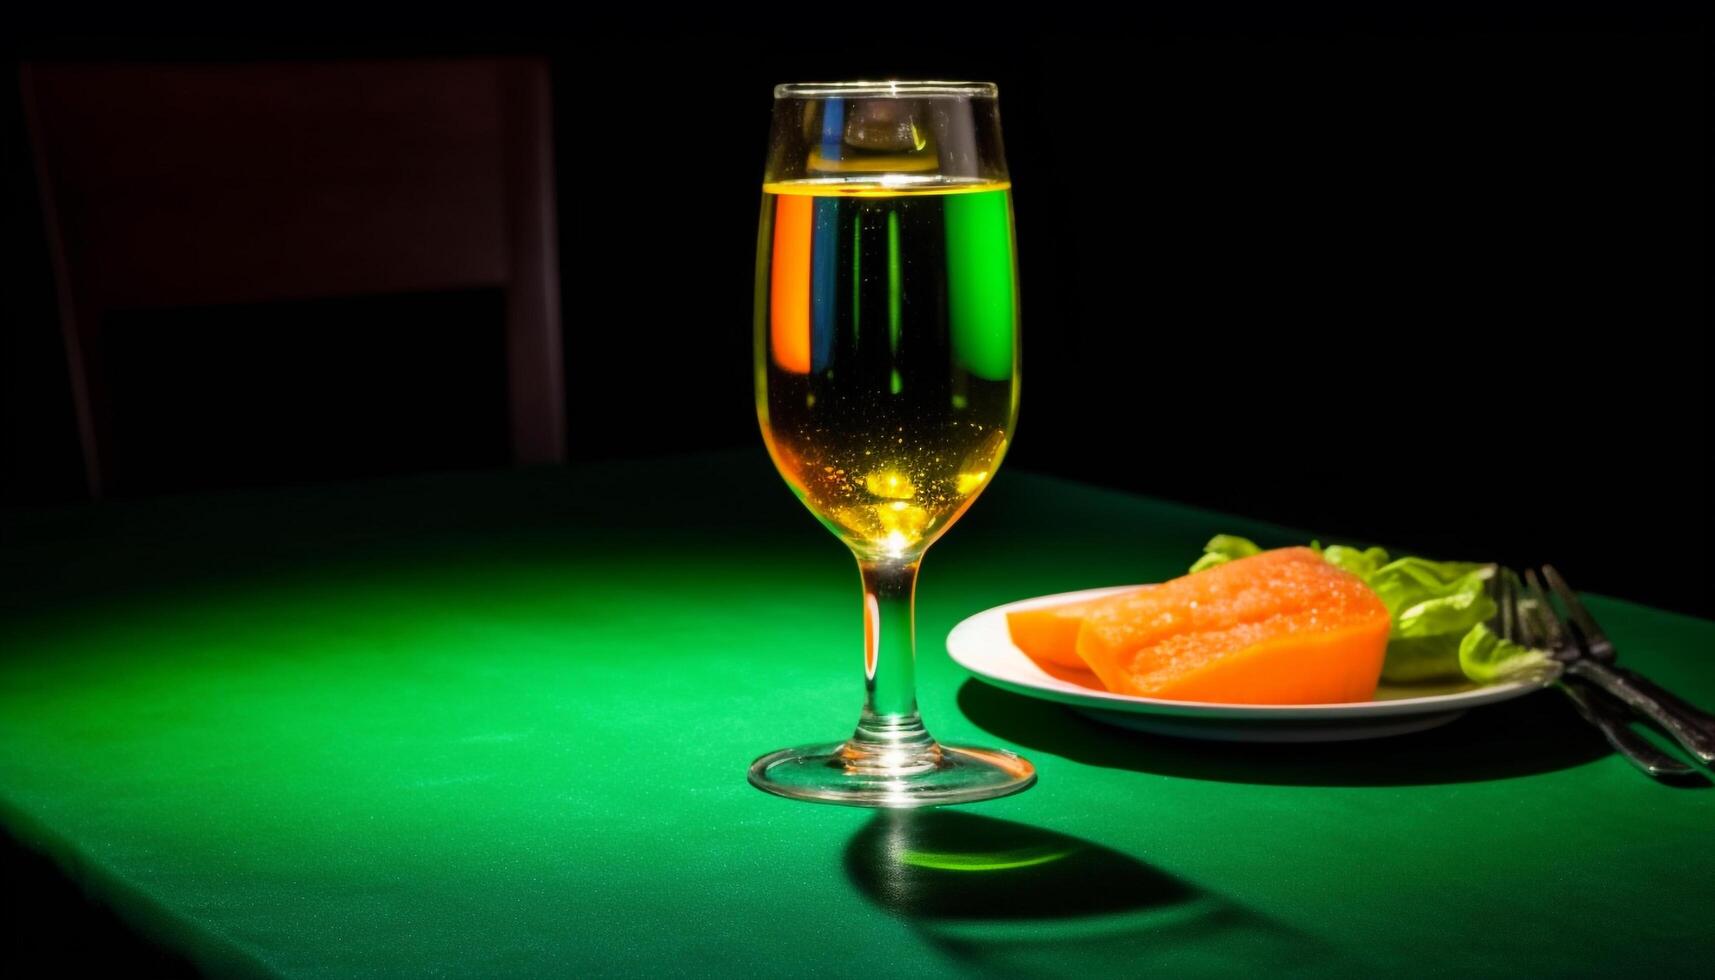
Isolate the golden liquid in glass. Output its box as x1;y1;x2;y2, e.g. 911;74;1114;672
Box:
756;181;1018;558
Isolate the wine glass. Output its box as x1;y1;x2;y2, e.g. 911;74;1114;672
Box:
749;80;1035;807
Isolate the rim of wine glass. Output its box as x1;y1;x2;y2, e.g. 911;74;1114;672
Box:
774;80;998;99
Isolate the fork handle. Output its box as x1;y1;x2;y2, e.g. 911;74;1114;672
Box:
1569;659;1715;766
1611;666;1715;736
1556;679;1698;780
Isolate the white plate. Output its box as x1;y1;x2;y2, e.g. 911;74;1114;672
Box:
946;585;1561;742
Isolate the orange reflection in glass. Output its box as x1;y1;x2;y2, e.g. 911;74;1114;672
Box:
769;194;813;373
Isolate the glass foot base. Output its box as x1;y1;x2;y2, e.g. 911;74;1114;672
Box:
748;741;1036;808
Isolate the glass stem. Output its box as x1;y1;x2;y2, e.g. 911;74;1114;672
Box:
845;557;941;774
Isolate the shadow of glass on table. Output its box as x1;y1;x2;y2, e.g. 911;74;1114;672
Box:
0;821;201;978
956;679;1642;787
844;811;1325;975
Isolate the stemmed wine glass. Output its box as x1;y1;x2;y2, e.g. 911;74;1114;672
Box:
749;80;1034;807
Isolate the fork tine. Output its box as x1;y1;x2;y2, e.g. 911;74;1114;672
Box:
1494;565;1519;644
1513;572;1547;649
1543;564;1609;648
1522;569;1568;651
1484;567;1504;639
1516;569;1543;648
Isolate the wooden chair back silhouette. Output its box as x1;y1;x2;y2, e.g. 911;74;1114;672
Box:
22;57;565;496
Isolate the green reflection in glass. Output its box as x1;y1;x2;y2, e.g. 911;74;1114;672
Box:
886;209;903;356
944;189;1016;382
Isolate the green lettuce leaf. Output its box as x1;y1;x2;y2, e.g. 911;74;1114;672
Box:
1365;558;1490;616
1188;535;1262;573
1322;544;1390;580
1378;635;1467;683
1458;623;1553;684
1393;583;1496;638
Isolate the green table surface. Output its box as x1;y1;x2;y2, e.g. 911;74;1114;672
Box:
2;451;1712;977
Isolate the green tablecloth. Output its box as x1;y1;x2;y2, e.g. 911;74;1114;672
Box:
2;451;1711;977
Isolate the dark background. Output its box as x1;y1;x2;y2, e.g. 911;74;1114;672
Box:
5;8;1711;618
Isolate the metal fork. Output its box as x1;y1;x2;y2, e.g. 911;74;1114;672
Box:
1498;570;1697;780
1528;567;1715;768
1538;566;1715;739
